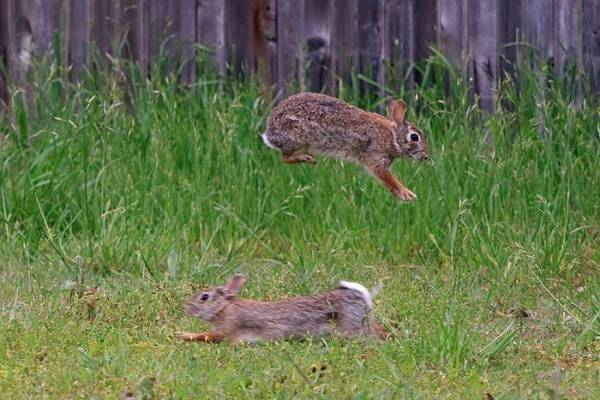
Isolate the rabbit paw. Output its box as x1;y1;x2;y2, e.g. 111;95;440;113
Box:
393;188;417;202
283;154;317;164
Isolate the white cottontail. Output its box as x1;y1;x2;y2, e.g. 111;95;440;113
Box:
262;92;428;201
176;274;388;343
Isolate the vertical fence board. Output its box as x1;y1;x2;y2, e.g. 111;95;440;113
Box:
148;0;169;67
26;0;62;55
197;0;226;75
252;0;277;88
554;0;582;76
522;0;554;138
121;0;148;72
91;0;121;58
582;0;600;93
437;0;467;69
225;0;254;74
173;0;197;83
522;0;554;63
357;0;385;91
330;0;357;89
0;0;11;107
12;0;37;82
0;0;19;122
498;0;522;80
386;0;416;88
68;0;90;79
384;0;408;90
277;0;304;94
304;0;331;92
265;0;277;86
414;0;437;61
469;0;499;115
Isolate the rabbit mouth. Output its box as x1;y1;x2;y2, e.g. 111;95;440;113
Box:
183;302;198;316
412;152;429;161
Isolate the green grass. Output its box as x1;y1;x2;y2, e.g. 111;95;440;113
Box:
0;55;599;399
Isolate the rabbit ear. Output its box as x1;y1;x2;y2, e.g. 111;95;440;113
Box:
224;274;247;296
387;99;407;124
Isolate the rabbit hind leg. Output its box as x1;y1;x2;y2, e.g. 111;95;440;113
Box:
336;313;388;340
335;308;371;338
371;321;391;340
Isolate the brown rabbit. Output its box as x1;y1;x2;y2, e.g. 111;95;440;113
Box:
176;274;388;343
261;92;429;201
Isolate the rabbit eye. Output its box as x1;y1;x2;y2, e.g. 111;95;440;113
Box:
200;293;209;301
410;133;419;142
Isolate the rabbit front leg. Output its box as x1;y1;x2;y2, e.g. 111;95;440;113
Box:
368;166;416;202
175;331;226;343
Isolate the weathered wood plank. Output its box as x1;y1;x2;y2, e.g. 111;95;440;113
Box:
0;0;12;108
121;0;148;70
437;0;467;69
225;0;253;74
497;0;522;80
197;0;226;75
144;0;196;81
264;0;277;86
148;0;170;67
469;0;499;115
357;0;385;92
0;0;16;83
13;0;59;75
582;0;600;94
276;0;304;95
68;0;90;79
15;0;48;109
554;0;581;75
330;0;357;90
252;0;277;89
522;0;554;138
383;0;401;89
304;0;331;92
173;0;197;83
384;0;416;88
521;0;553;64
23;0;62;55
91;0;121;58
414;0;436;61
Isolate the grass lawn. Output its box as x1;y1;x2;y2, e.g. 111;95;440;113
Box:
0;58;599;399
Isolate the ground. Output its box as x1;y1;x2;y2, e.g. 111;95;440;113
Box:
0;61;598;398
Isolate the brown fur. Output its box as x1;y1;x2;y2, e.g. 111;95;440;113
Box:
262;93;429;201
176;274;388;344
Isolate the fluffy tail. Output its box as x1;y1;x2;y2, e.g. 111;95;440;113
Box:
261;131;279;150
339;281;373;310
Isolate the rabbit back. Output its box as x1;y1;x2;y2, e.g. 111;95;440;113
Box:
264;93;396;163
219;286;374;342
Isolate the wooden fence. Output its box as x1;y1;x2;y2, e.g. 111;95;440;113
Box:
1;0;599;112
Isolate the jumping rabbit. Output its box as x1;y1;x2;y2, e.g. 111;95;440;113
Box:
176;274;388;344
261;92;428;201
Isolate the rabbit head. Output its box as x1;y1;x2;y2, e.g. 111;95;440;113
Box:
183;274;247;321
387;99;429;161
